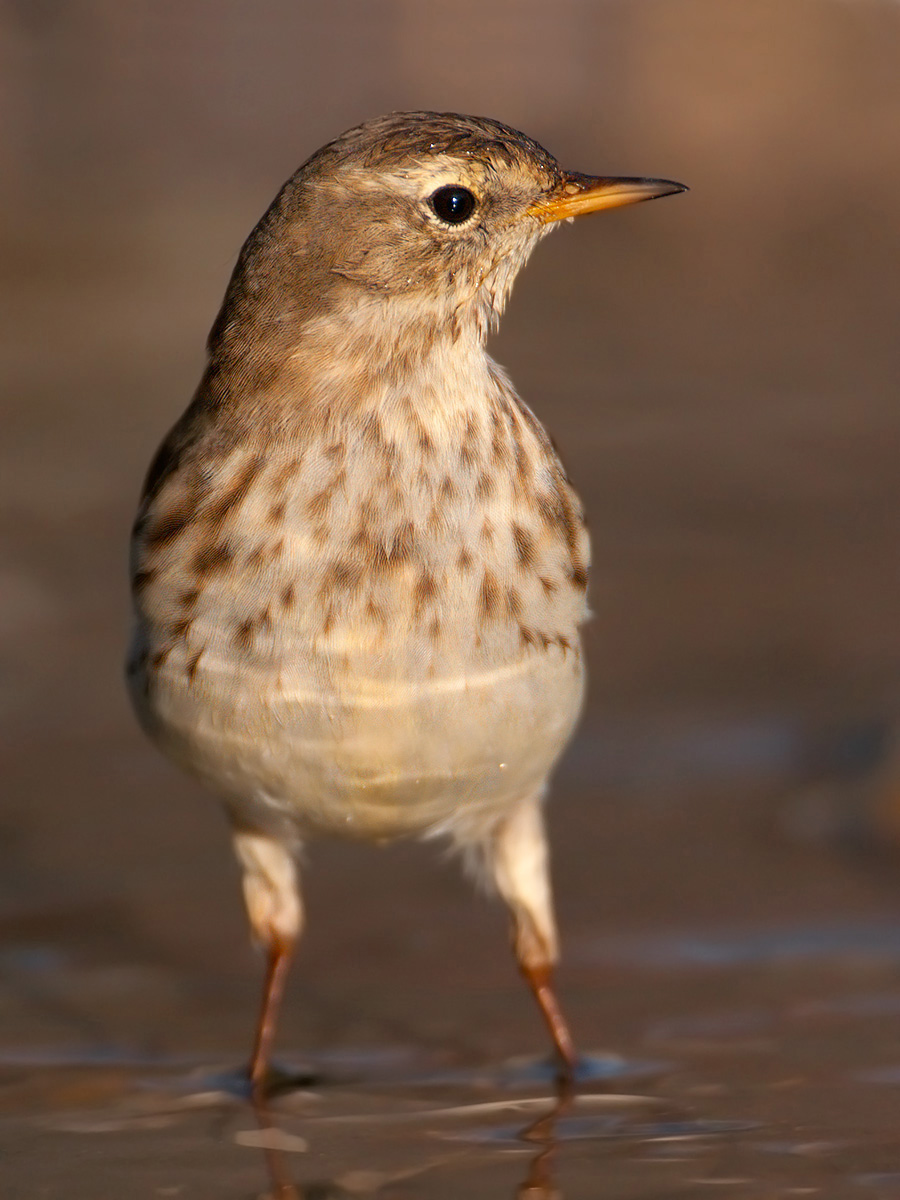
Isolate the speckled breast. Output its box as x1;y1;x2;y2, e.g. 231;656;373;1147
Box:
128;389;590;843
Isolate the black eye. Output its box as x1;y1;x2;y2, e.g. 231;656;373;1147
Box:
429;185;477;225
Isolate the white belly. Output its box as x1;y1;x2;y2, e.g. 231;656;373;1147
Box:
130;621;585;844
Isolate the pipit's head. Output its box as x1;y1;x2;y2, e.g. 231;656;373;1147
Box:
213;112;685;366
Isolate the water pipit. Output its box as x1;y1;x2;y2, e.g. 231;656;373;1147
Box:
127;111;685;1094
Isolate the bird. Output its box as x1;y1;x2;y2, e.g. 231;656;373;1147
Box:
126;111;685;1097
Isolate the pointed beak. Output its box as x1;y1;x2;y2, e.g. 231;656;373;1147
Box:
528;173;688;224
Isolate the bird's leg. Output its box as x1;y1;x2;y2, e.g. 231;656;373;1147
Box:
488;798;577;1083
250;935;294;1094
233;830;303;1104
520;962;576;1081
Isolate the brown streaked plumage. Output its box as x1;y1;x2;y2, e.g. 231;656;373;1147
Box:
127;110;686;1098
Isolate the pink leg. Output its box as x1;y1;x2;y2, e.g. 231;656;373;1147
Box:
249;935;295;1098
487;798;577;1081
520;961;576;1080
232;831;303;1101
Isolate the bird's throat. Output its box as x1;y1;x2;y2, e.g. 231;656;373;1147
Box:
291;292;497;423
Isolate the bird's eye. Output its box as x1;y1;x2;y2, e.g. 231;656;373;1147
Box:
429;185;477;225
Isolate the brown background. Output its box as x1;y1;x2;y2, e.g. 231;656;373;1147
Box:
2;3;900;1195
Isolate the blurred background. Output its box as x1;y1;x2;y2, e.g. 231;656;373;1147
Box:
3;2;900;1193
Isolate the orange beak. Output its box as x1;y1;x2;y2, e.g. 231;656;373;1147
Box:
528;173;688;223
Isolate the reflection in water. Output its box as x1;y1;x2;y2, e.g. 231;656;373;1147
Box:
514;1087;570;1200
244;1065;755;1199
250;1075;579;1200
249;1100;302;1200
